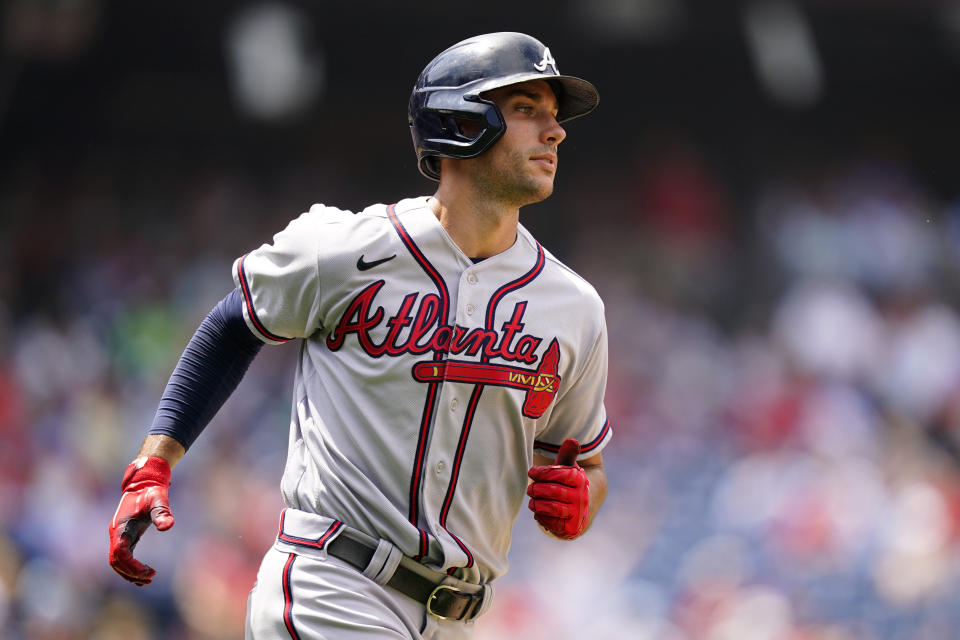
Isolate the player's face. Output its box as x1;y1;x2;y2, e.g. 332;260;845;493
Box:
469;80;567;206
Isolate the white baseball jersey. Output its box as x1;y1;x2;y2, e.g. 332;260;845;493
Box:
233;196;612;584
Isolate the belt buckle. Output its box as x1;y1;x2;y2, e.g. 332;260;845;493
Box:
426;584;462;620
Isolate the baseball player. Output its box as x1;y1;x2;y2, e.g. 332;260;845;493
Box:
108;32;611;639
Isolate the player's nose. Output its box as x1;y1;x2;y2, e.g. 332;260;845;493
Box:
541;116;566;146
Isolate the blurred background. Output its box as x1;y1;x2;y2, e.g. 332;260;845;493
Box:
4;0;960;638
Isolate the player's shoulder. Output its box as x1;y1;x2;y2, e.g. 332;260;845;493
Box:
519;226;604;310
360;196;432;218
302;202;375;227
287;197;431;259
305;196;429;226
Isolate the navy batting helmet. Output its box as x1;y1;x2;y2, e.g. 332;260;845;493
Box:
408;32;599;181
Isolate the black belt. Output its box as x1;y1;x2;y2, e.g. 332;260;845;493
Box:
326;534;485;622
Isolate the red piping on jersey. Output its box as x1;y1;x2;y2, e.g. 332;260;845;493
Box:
486;244;545;330
437;242;546;572
439;385;484;527
445;530;476;573
387;203;451;559
277;509;344;550
387;204;450;325
236;254;292;343
436;384;484;570
282;553;302;640
410;383;439;559
535;418;612;455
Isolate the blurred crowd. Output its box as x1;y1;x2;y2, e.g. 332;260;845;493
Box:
4;136;960;640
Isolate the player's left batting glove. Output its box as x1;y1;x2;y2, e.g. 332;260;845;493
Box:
108;456;174;586
526;438;589;540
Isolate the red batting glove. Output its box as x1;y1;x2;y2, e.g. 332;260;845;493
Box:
527;438;589;540
108;457;174;586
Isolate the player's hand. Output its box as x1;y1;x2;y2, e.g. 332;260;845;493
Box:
526;439;589;540
107;456;174;585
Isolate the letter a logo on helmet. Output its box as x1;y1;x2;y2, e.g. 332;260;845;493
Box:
533;48;558;75
408;32;599;181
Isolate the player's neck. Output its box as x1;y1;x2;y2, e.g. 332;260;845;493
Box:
428;190;519;259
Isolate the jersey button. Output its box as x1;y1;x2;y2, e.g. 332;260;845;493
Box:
450;398;459;410
436;461;446;474
467;274;478;285
465;304;475;316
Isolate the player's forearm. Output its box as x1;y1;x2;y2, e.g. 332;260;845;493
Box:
146;289;264;451
137;434;187;468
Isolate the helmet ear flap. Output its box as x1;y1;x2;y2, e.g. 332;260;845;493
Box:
440;114;479;143
412;94;506;181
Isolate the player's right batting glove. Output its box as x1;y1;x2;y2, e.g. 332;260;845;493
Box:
108;456;174;586
526;439;590;540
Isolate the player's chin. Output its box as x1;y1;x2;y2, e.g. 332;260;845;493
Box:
530;177;556;202
507;171;556;205
516;184;554;207
525;169;557;195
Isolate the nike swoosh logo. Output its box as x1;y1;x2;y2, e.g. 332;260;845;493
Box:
357;254;397;271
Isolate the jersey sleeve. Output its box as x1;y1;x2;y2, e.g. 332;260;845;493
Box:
232;205;343;343
533;312;612;460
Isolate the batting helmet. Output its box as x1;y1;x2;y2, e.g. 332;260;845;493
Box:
408;32;599;181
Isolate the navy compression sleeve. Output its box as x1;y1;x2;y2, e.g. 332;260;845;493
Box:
148;289;265;450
